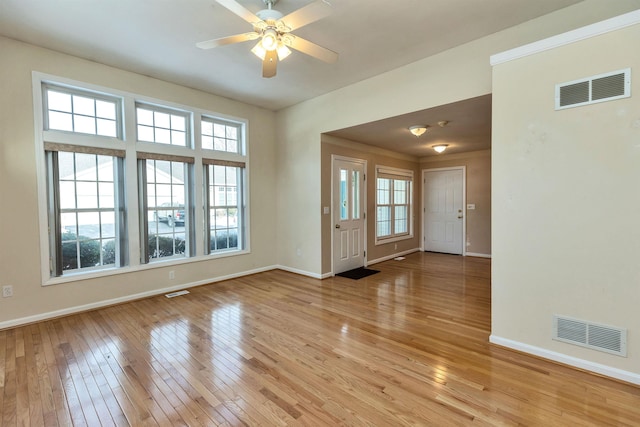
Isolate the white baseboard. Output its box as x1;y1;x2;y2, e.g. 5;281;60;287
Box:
0;265;278;330
490;335;640;386
367;248;421;266
276;265;325;279
465;252;491;258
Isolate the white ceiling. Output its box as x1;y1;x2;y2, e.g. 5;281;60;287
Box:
0;0;583;156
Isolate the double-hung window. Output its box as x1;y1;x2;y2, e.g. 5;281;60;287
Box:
42;84;127;276
376;166;413;242
136;103;195;263
201;118;245;254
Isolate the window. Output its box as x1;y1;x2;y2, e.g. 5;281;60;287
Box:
376;166;413;242
44;84;121;138
45;149;127;275
36;75;249;284
201;118;242;154
136;104;189;147
205;163;244;253
140;158;192;262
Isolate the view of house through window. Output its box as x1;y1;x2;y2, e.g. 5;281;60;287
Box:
55;151;121;272
144;159;189;261
206;164;243;252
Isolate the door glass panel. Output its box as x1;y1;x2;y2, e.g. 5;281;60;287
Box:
351;170;360;220
339;169;348;220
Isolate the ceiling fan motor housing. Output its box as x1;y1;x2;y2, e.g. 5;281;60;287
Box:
256;8;284;22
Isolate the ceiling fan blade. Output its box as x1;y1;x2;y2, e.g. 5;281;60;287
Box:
287;35;338;63
280;0;332;31
262;50;277;78
215;0;261;24
196;32;259;49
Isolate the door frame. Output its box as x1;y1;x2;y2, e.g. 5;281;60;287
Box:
331;155;367;274
421;166;466;255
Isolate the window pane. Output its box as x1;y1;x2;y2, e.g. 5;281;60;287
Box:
171;115;185;131
48;111;73;132
74;115;96;134
73;96;95;116
96;100;116;120
202;121;213;136
137;108;154;126
202;135;213;150
97;119;117;137
339;169;348;220
48;91;72;112
155;128;171;144
154;111;170;128
352;170;360;220
138;125;154;142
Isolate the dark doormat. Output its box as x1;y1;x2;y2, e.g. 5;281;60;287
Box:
336;267;380;280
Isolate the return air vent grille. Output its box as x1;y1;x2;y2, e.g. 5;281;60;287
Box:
555;68;630;110
553;315;627;357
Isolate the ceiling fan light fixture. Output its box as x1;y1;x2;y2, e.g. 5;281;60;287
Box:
433;144;448;154
261;28;278;51
276;42;291;61
409;125;428;137
251;41;267;60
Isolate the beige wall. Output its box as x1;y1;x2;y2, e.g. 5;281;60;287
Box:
0;37;278;325
321;136;421;274
421;150;491;256
276;0;640;277
492;22;640;376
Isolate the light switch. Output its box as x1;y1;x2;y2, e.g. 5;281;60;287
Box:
323;206;330;214
467;204;476;210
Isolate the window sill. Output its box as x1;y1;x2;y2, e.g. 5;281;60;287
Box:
374;234;413;246
42;249;250;286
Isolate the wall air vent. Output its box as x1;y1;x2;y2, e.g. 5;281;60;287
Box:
555;68;630;110
553;315;627;357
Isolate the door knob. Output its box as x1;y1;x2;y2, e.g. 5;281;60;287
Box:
335;224;341;229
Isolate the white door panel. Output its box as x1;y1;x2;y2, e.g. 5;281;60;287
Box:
424;168;464;254
333;158;366;274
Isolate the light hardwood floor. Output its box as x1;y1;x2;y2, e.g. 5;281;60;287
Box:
1;252;639;426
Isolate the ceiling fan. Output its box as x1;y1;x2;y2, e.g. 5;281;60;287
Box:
197;0;338;78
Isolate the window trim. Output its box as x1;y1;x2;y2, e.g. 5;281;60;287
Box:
374;165;414;245
33;72;251;286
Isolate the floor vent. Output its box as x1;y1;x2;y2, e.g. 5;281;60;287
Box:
553;315;627;357
165;290;190;298
555;68;630;110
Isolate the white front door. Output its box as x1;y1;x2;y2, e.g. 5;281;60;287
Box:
423;168;464;255
333;157;366;274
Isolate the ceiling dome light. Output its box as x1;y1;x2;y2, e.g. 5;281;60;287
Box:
433;144;448;154
261;29;278;51
409;125;428;137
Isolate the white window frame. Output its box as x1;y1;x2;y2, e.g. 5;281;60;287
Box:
32;72;250;286
375;166;414;245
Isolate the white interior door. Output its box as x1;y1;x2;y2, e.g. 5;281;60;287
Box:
424;168;464;254
333;158;366;274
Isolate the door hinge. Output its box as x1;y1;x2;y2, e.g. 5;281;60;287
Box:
363;212;366;219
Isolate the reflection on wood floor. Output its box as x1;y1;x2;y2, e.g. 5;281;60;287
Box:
1;252;639;425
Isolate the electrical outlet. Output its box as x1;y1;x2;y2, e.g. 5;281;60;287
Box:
2;285;13;298
169;270;175;280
